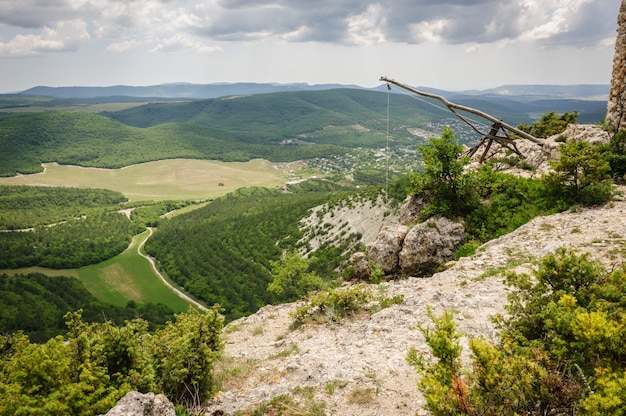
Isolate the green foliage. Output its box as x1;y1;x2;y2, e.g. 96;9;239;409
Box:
0;185;127;230
465;165;563;241
411;249;626;415
454;240;480;260
0;186;142;269
543;140;612;205
267;250;328;300
407;308;463;415
290;284;373;327
408;134;612;244
130;200;194;228
145;186;360;322
408;128;479;218
152;306;224;406
518;111;579;138
601;129;626;182
290;283;403;327
0;212;133;269
0;307;223;414
0;273;175;342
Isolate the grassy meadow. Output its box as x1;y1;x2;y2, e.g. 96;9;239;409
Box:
1;229;191;312
0;158;298;201
77;229;191;311
0;157;305;313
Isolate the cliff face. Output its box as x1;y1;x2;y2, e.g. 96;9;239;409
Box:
607;0;626;130
201;125;622;416
205;188;626;416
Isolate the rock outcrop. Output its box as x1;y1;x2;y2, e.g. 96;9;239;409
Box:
206;186;626;416
364;216;465;277
468;124;610;175
607;0;626;131
398;216;466;276
365;224;409;274
102;391;175;416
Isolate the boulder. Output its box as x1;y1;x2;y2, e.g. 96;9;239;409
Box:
398;216;465;277
349;251;371;279
366;225;409;274
102;391;175;416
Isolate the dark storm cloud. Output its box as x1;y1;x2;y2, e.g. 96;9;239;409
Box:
0;0;81;28
192;0;619;47
0;0;619;58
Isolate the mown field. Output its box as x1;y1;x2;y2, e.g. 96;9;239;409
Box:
76;229;190;311
0;158;294;201
1;229;191;312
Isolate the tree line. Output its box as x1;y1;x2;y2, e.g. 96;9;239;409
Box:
144;183;365;321
0;272;175;343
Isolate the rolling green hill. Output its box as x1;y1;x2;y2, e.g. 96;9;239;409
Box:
0;87;606;177
143;183;362;322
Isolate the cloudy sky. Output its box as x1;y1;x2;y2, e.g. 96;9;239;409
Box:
0;0;621;93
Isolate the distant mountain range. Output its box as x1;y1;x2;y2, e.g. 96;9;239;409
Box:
18;82;609;102
18;83;363;100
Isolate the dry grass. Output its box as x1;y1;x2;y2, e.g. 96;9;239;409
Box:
0;159;291;201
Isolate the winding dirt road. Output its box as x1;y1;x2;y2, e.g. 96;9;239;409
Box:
137;227;208;311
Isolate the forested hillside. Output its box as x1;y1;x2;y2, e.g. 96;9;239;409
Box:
0;88;530;178
0;272;174;342
0;87;608;178
0;186;184;269
144;183;367;321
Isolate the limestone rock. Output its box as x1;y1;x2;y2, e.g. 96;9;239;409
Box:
398;216;466;277
102;391;175;416
365;225;409;274
468;124;610;176
607;0;626;130
350;251;371;279
399;195;427;225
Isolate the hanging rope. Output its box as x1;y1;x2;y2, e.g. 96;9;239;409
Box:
386;82;391;202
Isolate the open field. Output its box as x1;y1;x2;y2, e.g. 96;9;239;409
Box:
0;230;193;312
76;230;191;311
0;102;153;113
0;158;301;201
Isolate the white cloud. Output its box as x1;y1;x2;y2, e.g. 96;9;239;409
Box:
151;33;222;53
105;39;141;53
346;3;386;46
0;19;89;56
409;19;448;44
0;0;619;58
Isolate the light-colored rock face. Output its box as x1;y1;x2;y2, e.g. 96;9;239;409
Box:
468;124;610;176
365;216;465;277
607;0;626;130
365;224;409;273
103;392;175;416
349;251;372;279
207;187;626;416
203;117;626;415
398;216;466;277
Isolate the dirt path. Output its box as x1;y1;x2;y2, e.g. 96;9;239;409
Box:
137;227;208;312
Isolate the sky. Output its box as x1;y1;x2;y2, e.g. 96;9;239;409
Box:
0;0;621;93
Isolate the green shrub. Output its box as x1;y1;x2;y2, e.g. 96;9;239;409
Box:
410;249;626;415
0;307;224;414
517;111;578;138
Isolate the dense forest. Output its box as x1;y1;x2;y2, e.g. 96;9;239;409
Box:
0;186;187;269
0;272;175;342
0;186;127;229
144;182;367;321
